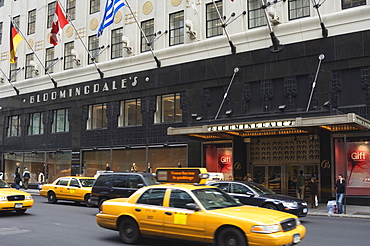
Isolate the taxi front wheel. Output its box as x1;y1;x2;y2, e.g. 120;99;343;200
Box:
216;227;247;246
119;218;142;244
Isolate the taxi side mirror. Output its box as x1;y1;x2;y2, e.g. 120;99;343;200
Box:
185;203;200;211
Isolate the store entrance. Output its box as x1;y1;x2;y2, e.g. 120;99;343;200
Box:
252;164;319;197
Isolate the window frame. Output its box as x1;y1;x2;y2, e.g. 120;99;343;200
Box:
90;0;100;14
248;0;266;29
47;2;56;29
154;93;182;124
52;108;70;133
66;0;76;21
206;0;223;38
288;0;310;20
141;19;155;53
28;112;44;135
86;103;108;130
45;47;55;73
88;35;100;64
27;9;36;35
169;11;184;46
7;115;21;137
111;28;123;59
342;0;366;9
25;53;35;79
64;41;74;70
118;99;142;127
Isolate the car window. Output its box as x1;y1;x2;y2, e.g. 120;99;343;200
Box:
169;189;195;209
211;183;229;192
0;180;11;188
142;174;157;185
112;175;128;188
129;175;143;188
231;183;252;194
80;179;95;187
94;175;111;186
56;178;70;186
69;178;79;187
192;188;242;210
136;188;166;206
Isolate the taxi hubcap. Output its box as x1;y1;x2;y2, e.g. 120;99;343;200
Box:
226;237;236;246
126;226;133;236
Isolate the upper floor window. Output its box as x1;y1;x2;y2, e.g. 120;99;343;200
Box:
118;99;142;127
87;103;108;130
0;22;3;45
45;47;55;73
0;0;4;7
154;93;182;124
25;53;35;79
9;62;18;82
141;19;154;53
342;0;366;9
90;0;100;14
7;115;20;137
28;112;44;135
47;2;56;29
88;35;99;64
111;28;123;59
169;11;184;46
67;0;76;21
64;41;74;70
206;1;223;38
13;15;20;30
52;109;70;133
28;9;36;35
248;0;266;28
289;0;310;20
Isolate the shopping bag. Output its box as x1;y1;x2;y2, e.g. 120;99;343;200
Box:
315;196;318;207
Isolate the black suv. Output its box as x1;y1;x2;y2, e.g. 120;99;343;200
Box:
91;172;157;208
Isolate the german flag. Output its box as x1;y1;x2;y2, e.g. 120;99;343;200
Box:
10;22;23;63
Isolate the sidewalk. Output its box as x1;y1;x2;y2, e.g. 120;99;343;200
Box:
25;189;370;219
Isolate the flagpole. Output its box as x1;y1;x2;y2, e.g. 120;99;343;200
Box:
0;67;19;95
57;0;104;79
124;0;161;68
9;16;57;88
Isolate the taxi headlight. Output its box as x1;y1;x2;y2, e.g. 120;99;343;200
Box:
282;201;298;209
251;224;281;234
0;196;7;201
25;195;32;200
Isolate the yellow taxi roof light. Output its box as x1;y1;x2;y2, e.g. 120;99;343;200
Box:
155;168;209;184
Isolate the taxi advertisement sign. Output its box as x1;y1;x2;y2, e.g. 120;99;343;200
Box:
155;168;208;184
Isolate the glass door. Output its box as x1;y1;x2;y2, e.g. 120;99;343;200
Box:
267;166;282;194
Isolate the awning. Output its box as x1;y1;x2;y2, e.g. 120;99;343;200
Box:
168;113;370;141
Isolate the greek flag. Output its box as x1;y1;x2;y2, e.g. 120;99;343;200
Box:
97;0;126;37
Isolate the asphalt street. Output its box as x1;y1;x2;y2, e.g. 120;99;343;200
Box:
0;195;369;246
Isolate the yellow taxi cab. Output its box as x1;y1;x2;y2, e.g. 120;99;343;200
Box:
96;168;306;246
40;176;95;207
0;179;34;214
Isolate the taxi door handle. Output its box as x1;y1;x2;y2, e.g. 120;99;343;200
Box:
165;212;172;216
135;208;141;212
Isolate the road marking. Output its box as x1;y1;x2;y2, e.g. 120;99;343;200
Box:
0;227;31;235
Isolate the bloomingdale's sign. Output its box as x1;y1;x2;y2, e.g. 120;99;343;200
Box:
207;120;296;131
27;76;142;104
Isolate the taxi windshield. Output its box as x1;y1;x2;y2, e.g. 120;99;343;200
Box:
192;188;243;210
0;179;11;188
80;179;95;187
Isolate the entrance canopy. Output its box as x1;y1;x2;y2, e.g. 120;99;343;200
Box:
168;113;370;140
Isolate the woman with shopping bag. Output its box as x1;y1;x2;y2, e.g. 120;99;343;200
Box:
309;177;319;208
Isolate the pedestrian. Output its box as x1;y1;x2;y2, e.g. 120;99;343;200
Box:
309;177;319;208
38;170;45;190
335;174;346;214
14;172;21;190
243;173;252;182
105;163;110;171
0;170;4;180
22;168;31;190
296;170;305;200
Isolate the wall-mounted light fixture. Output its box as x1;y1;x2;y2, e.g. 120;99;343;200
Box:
278;104;286;112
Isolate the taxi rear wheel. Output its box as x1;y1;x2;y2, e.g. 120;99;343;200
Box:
48;192;57;204
216;227;247;246
84;194;93;207
119;218;142;244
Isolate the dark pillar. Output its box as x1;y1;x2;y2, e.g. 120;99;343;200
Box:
233;137;246;181
187;140;202;167
320;133;332;202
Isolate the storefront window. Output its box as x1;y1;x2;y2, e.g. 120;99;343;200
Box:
82;150;110;177
148;147;186;170
204;143;233;180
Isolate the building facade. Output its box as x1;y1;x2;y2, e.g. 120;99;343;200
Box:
0;0;370;205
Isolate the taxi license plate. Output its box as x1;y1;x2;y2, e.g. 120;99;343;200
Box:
303;208;308;213
293;234;301;244
15;203;23;208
